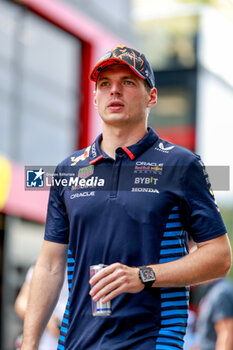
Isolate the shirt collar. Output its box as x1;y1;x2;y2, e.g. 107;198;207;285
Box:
89;127;159;165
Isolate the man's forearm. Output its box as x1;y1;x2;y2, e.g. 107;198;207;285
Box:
151;234;231;288
21;263;65;349
21;242;67;350
90;234;231;303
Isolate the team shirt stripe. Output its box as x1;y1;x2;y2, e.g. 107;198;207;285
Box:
161;239;181;246
161;309;189;317
155;345;182;350
163;231;184;237
155;205;189;350
162;300;189;308
57;249;75;349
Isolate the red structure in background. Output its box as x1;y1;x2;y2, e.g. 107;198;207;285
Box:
1;0;196;223
22;0;127;148
156;125;195;151
0;0;127;223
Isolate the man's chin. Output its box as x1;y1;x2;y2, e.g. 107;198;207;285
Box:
103;115;131;125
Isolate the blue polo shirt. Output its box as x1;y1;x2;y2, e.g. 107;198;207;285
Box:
44;127;226;350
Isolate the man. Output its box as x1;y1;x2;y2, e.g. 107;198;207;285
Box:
196;278;233;350
21;45;231;350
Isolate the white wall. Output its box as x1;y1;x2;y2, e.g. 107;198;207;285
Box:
196;7;233;205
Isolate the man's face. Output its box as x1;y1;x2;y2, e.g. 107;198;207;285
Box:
94;64;157;127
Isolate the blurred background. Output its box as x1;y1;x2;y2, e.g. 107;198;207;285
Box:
0;0;233;348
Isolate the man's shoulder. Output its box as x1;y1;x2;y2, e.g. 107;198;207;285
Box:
154;137;200;164
204;280;233;320
210;279;233;300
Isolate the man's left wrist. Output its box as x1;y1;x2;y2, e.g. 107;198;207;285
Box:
138;266;156;289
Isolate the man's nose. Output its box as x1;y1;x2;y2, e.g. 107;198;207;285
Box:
110;82;122;96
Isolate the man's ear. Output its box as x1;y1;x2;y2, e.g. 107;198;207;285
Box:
147;88;157;108
93;91;98;109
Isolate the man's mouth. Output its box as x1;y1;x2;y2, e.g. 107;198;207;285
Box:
107;101;124;112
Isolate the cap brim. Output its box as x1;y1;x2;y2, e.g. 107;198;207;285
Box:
90;58;146;83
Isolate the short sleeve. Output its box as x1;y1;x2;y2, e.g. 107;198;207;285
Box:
44;179;69;244
180;154;226;242
212;289;233;323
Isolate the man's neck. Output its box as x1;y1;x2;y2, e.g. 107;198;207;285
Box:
100;123;148;159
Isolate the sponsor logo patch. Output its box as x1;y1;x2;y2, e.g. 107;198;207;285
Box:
155;142;175;154
91;143;97;158
78;165;94;179
71;146;90;166
134;177;158;185
131;187;159;194
134;161;163;175
70;191;95;200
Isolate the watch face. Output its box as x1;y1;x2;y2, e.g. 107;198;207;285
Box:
140;267;155;282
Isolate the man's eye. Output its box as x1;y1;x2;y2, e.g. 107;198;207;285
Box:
100;81;109;87
124;81;134;85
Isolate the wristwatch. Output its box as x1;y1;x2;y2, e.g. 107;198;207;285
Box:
138;266;156;289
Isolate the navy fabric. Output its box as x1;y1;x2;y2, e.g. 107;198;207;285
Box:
44;127;226;350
